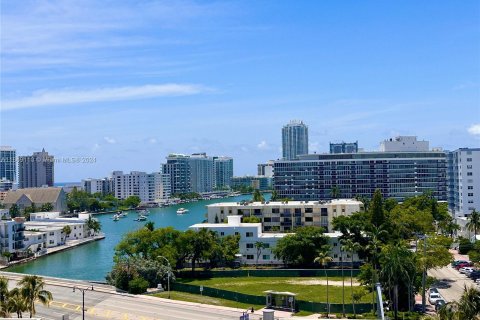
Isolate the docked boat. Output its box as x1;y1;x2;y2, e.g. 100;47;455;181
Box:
176;208;189;214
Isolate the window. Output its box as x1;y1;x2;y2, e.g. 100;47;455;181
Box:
467;172;473;176
246;243;254;248
49;232;54;236
220;232;224;236
305;217;313;222
264;243;270;248
263;217;271;223
246;255;254;260
234;232;239;236
220;210;224;214
305;208;313;213
468;193;474;197
262;255;270;260
49;240;54;244
467;158;472;162
294;208;301;214
272;208;280;214
246;232;253;237
468;186;474;190
334;254;338;258
333;242;337;247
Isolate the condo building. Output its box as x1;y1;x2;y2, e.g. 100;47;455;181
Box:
162;154;191;195
111;171;168;203
282;120;309;160
0;146;16;182
213;156;234;189
82;178;113;195
189;153;214;193
18;149;54;189
206;199;363;232
447;148;480;217
329;141;359;154
257;160;275;178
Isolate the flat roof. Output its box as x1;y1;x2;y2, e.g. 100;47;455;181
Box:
207;199;361;207
189;223;261;228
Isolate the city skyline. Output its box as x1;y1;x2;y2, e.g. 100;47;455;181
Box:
1;1;479;181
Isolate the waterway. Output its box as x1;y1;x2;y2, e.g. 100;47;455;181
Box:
7;194;260;281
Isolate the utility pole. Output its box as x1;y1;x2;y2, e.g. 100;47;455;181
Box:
421;235;427;313
73;285;94;320
158;255;171;299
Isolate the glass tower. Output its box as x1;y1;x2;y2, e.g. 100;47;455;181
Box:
282;120;308;160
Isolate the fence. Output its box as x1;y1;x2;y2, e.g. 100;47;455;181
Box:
176;268;360;279
171;282;373;314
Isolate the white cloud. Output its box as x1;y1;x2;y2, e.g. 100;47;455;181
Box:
257;140;270;150
2;83;211;110
104;137;116;144
468;124;480;136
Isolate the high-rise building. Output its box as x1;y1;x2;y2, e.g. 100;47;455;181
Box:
231;176;272;191
329;141;358;154
213;156;233;189
82;178;113;195
274;151;447;201
18;149;54;188
162;154;191;195
189;153;214;193
257;160;274;178
282;120;308;160
111;171;167;203
0;146;16;182
447;148;480;217
380;136;429;152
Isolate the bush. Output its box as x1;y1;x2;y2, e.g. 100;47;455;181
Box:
128;277;149;294
458;237;474;254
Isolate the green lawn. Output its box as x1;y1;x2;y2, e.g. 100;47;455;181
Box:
152;291;264;310
178;276;373;304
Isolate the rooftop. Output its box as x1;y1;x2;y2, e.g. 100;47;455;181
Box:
207;199;362;207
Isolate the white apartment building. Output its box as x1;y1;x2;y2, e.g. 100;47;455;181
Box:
257;160;274;178
82;178;112;195
23;231;47;254
380;136;429;152
207;199;363;232
112;171;169;203
190;216;361;266
447;148;480;217
0;217;25;254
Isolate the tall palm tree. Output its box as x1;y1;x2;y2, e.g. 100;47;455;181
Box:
366;225;388;311
18;275;53;318
466;209;480;239
342;239;361;317
7;287;27;318
457;285;480;319
0;276;9;305
314;250;333;315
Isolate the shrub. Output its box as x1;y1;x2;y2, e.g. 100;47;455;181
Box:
128;277;149;294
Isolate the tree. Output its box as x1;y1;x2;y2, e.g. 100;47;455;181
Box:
124;195;141;208
18;275;53;318
0;276;8;306
341;239;361;317
62;225;71;240
254;242;267;268
145;221;155;232
270;190;279;201
86;215;101;236
40;203;53;212
7;287;27;318
9;204;19;218
314;249;333;315
183;229;215;274
370;189;385;227
457;285;480;319
242;216;261;223
272;226;328;266
252;189;264;202
466;209;480;239
330;186;340;199
128;277;149;294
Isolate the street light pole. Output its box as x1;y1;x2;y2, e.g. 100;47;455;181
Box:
158;255;171;299
73;285;94;320
421;235;427;313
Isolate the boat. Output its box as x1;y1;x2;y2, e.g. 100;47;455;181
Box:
135;215;147;221
176;208;189;215
113;215;120;221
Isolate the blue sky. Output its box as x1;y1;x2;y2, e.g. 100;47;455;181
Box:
1;0;479;181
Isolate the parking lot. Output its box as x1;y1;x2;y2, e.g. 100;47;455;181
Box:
428;250;479;303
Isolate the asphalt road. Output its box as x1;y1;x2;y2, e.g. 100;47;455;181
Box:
1;272;263;320
429;265;478;303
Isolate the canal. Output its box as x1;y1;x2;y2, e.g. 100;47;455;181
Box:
7;194;262;281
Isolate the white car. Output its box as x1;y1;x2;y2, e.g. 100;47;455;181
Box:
429;293;443;305
475;278;480;284
460;267;474;274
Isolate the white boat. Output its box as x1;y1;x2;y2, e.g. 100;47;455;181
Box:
113;215;120;221
136;215;147;221
176;208;189;214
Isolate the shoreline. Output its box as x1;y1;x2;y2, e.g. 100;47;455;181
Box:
2;234;106;269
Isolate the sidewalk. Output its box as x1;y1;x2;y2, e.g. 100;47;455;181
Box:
46;234;105;255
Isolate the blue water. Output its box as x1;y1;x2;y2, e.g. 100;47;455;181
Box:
7;194;257;281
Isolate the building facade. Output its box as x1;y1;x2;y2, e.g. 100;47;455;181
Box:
2;187;67;213
0;146;16;182
447;148;480;217
162;154;191;195
18;149;54;188
282;120;308;160
330;142;358;154
82;178;113;195
380;136;429;152
207;199;363;232
258;160;275;178
112;171;167;203
214;157;234;189
232;176;273;191
189;153;214;193
274;151;447;201
0;217;25;255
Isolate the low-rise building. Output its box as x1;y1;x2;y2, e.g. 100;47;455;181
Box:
2;187;67;213
207;199;363;232
23;231;47;254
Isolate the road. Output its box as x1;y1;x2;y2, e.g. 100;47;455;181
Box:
1;272;267;320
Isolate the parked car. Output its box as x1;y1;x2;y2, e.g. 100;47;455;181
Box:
465;268;476;276
459;267;475;274
475;278;480;284
452;260;469;267
435;299;446;311
455;262;472;270
469;271;480;280
429;293;443;305
429;288;439;295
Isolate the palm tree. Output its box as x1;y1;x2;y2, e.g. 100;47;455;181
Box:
62;225;71;241
254;242;267;268
330;186;340;199
86;215;102;236
252;189;264;202
145;221;155;232
314;250;333;315
342;239;361;317
7;287;27;318
457;285;480;319
466;209;480;239
0;276;8;305
366;225;388;311
18;275;53;318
